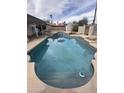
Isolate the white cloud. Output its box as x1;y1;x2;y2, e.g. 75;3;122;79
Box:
27;0;97;24
64;0;96;18
59;9;96;24
28;0;69;19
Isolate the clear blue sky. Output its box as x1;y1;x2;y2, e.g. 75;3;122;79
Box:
28;0;96;23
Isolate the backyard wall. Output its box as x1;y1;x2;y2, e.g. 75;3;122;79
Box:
92;24;97;35
66;23;73;32
84;24;97;36
78;25;85;34
84;25;89;35
47;25;65;31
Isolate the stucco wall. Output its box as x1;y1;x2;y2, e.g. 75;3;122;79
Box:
92;25;97;35
27;25;34;36
78;25;85;34
47;25;65;31
66;23;73;32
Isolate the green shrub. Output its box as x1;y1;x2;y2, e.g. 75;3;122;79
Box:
78;17;88;26
72;24;78;32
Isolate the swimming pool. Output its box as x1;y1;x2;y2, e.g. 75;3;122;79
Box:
28;32;96;89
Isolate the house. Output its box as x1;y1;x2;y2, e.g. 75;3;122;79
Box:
27;14;66;41
27;14;47;39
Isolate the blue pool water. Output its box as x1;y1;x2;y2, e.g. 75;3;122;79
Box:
28;32;96;88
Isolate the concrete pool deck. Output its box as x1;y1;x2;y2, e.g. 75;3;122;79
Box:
27;33;97;93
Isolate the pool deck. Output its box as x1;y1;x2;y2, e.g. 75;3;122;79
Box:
27;32;97;93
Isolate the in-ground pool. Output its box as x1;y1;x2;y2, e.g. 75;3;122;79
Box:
28;32;96;89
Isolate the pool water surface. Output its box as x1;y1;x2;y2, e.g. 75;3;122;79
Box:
28;32;96;88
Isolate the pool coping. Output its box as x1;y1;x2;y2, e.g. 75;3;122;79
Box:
27;58;97;93
27;37;48;54
27;32;97;93
34;63;95;89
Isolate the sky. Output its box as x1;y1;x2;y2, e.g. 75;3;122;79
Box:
27;0;97;24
